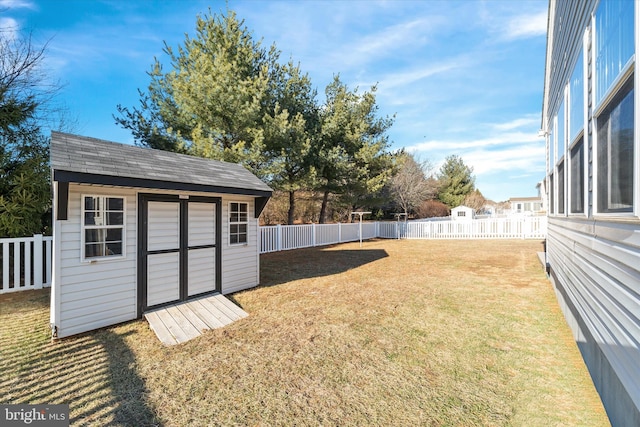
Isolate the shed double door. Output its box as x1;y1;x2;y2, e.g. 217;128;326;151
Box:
139;194;221;312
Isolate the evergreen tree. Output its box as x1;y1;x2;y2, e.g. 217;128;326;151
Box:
0;33;52;237
437;155;475;208
115;9;280;175
262;61;319;224
316;76;394;223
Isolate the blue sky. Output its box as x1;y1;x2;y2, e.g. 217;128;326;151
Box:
3;0;548;202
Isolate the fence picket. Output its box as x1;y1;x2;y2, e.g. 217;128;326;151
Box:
259;217;546;254
34;234;43;288
2;241;9;291
0;234;53;294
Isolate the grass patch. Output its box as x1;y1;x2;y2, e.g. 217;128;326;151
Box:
0;240;610;426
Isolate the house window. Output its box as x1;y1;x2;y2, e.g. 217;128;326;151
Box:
569;49;584;142
549;174;555;214
557;161;565;215
570;138;585;214
596;78;634;213
229;202;248;244
457;211;466;217
595;0;634;105
548;123;555;172
82;196;125;260
556;99;566;163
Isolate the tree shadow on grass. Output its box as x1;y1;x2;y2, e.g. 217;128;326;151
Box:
93;330;161;427
259;245;389;287
0;289;161;426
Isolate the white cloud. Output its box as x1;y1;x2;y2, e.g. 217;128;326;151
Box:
354;17;436;57
0;0;36;8
377;57;468;91
0;17;19;40
403;110;546;200
407;131;540;152
463;144;545;175
490;114;540;131
504;10;547;40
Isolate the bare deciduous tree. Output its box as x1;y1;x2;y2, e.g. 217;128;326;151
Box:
388;151;436;217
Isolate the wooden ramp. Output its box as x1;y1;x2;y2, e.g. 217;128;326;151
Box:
144;293;248;346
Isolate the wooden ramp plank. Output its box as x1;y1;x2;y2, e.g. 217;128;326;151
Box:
175;302;211;332
145;311;177;346
165;305;201;341
154;308;192;345
215;294;249;318
145;293;247;346
189;299;227;329
207;294;244;321
197;296;235;326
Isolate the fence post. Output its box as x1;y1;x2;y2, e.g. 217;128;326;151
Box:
34;234;43;289
312;223;317;247
276;224;282;252
45;238;52;286
338;223;342;243
13;241;20;290
2;241;9;292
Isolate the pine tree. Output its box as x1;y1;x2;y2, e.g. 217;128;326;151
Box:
0;33;52;237
437;155;475;208
316;76;394;223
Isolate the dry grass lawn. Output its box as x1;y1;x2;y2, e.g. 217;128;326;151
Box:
0;239;610;426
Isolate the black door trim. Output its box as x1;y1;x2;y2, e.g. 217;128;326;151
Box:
137;193;222;317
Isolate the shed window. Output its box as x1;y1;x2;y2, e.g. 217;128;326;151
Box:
82;196;125;260
457;211;466;217
229;202;248;244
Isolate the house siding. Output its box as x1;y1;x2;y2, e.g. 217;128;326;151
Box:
544;1;640;425
52;184;261;338
547;218;640;426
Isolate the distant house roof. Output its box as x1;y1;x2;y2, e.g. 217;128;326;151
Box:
51;132;272;197
508;196;541;202
452;205;474;211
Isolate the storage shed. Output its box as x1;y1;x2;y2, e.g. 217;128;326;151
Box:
451;205;475;221
49;132;272;338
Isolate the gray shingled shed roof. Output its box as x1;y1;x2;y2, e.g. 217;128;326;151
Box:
51;132;272;197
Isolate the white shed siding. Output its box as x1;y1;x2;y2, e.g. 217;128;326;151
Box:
55;185;138;338
221;197;260;294
53;184;262;338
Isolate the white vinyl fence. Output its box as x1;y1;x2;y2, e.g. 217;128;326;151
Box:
0;218;547;294
260;222;378;253
394;217;547;240
260;217;547;253
0;234;53;294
